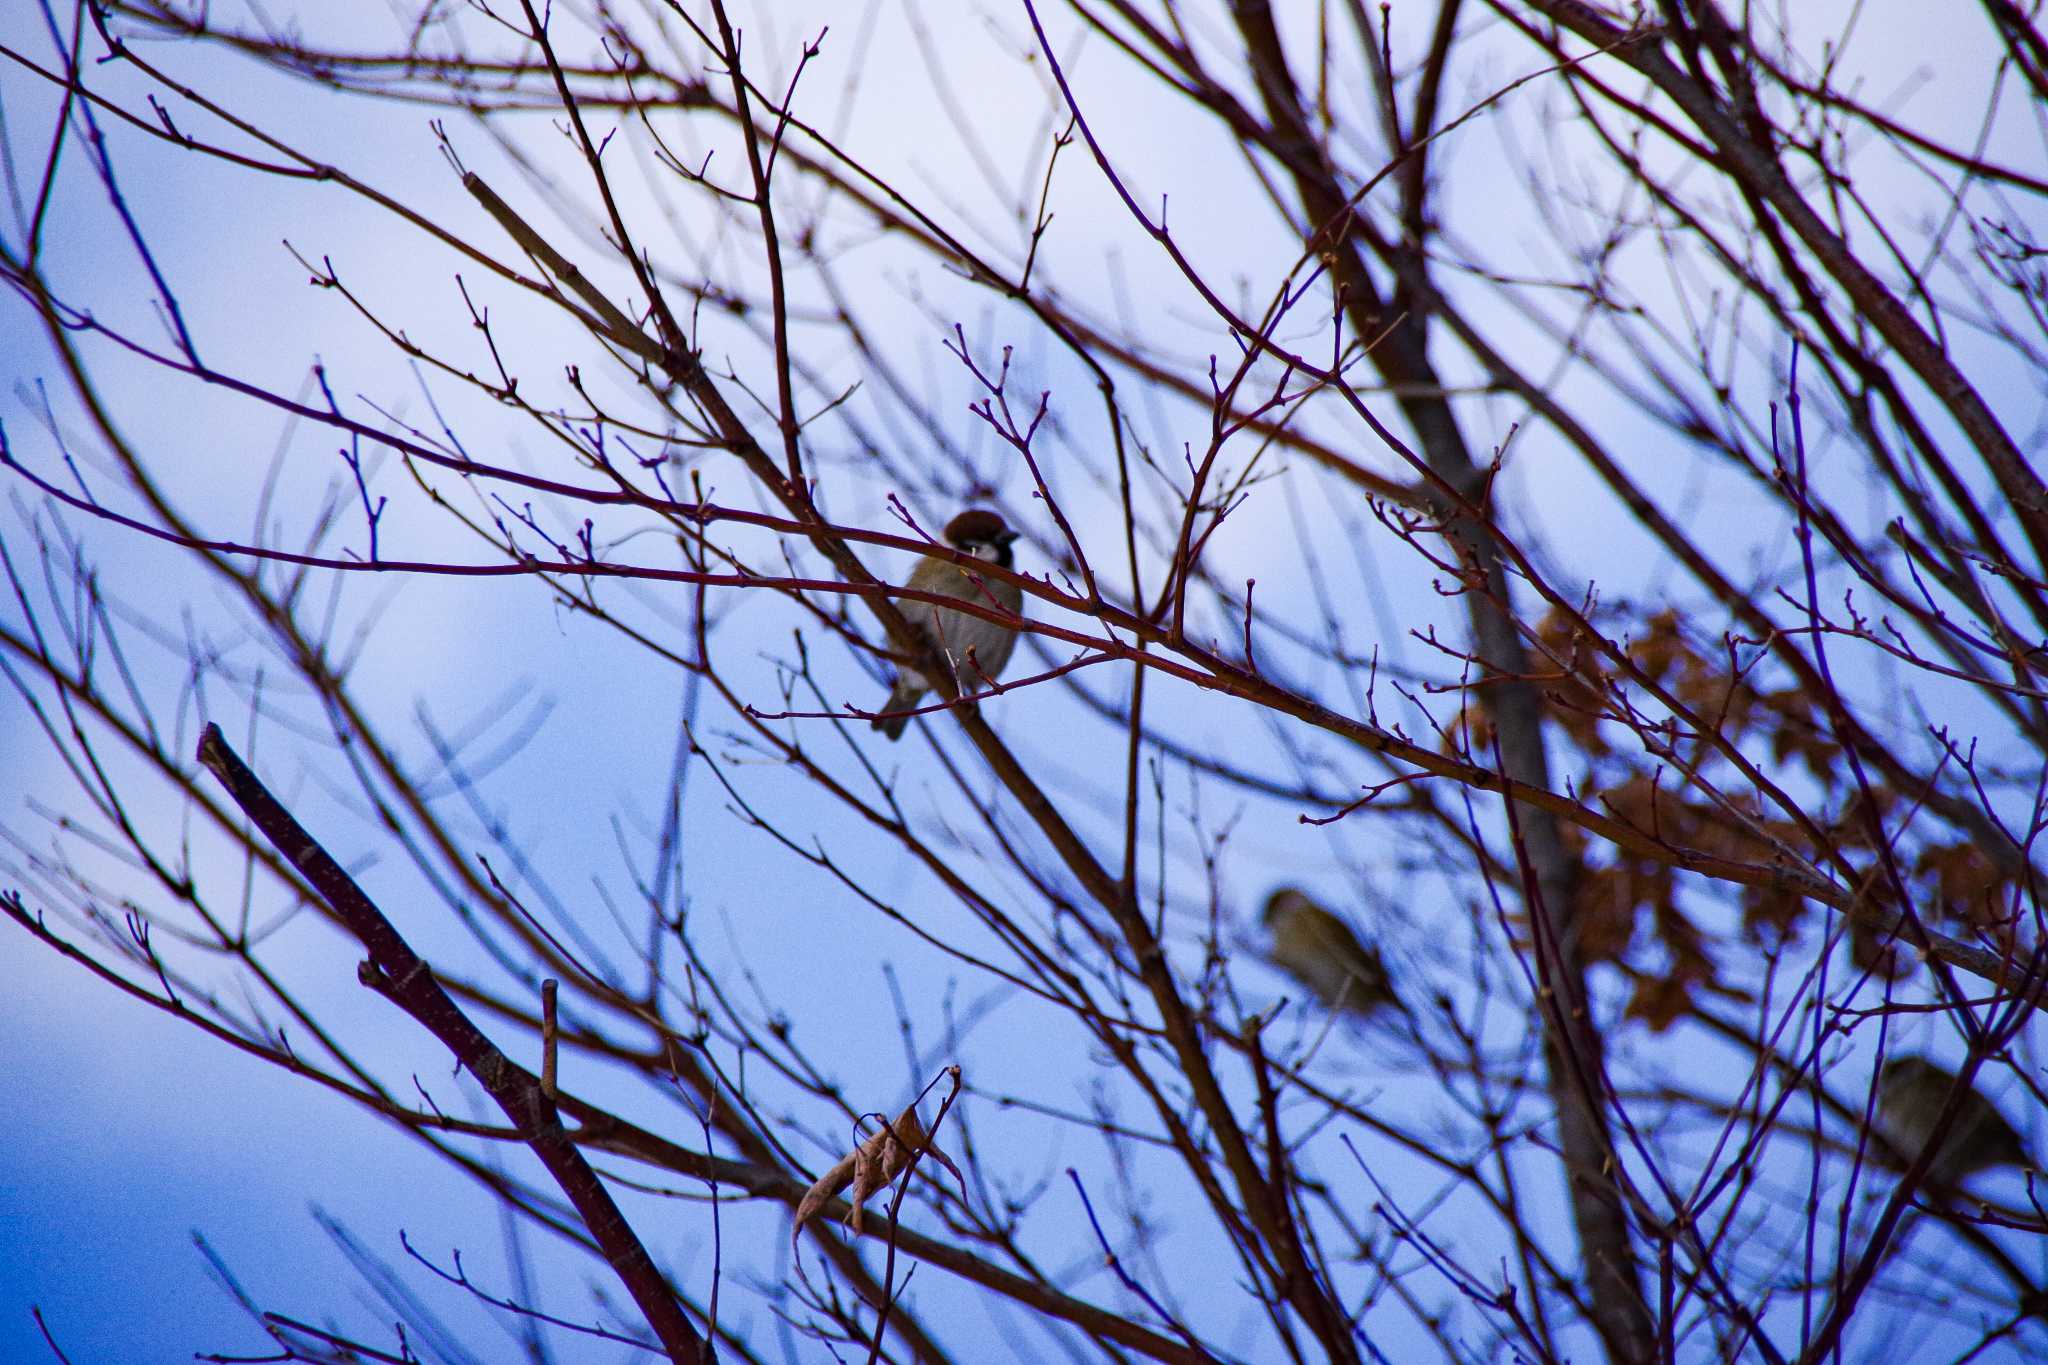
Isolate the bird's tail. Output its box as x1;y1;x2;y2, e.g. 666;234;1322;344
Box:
872;679;915;740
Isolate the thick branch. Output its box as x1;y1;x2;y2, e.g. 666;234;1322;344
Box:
193;724;707;1365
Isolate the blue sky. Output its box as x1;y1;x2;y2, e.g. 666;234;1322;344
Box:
4;2;2045;1360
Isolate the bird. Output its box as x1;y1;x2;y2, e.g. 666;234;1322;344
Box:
1876;1055;2033;1183
1261;887;1405;1017
872;508;1024;740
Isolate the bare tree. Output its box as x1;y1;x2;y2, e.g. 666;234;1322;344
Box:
5;1;2046;1360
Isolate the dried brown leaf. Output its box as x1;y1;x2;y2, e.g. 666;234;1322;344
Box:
791;1101;963;1248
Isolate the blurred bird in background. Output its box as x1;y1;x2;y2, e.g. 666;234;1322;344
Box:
1261;887;1406;1018
872;509;1023;741
1876;1055;2033;1183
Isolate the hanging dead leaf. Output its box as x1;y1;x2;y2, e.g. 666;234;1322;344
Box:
1848;912;1912;981
1623;969;1695;1033
792;1101;963;1249
1741;881;1806;944
1916;840;2009;924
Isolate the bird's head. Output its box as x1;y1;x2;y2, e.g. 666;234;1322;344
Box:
943;509;1018;568
1261;887;1312;928
1880;1056;1945;1093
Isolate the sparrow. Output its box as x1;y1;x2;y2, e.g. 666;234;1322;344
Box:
872;509;1024;740
1261;887;1404;1017
1876;1055;2033;1183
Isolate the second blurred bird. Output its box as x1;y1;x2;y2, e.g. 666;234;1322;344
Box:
1262;887;1405;1017
872;509;1023;741
1876;1055;2033;1183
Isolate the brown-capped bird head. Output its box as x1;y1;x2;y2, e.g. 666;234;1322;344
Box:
942;509;1017;568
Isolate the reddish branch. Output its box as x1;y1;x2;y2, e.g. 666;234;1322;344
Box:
193;724;709;1364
